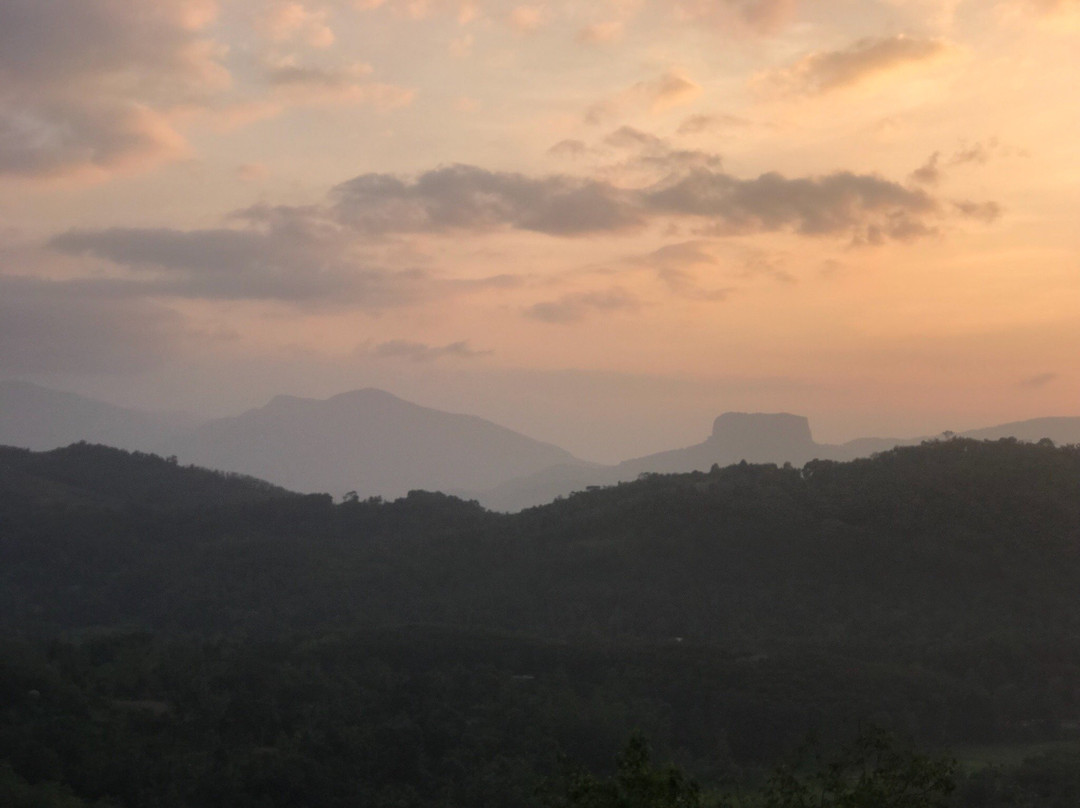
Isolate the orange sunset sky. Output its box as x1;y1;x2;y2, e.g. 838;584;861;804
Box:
1;0;1078;461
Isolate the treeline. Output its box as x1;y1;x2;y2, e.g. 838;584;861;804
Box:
5;438;1080;803
5;438;1080;647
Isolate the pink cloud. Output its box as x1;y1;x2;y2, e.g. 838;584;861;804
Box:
0;0;227;181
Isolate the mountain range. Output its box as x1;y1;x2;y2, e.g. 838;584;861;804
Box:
0;380;195;451
172;388;583;498
3;379;1079;509
477;411;1080;510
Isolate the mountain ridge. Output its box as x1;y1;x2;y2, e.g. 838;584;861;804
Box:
0;380;194;452
169;386;584;498
4;379;1080;509
476;410;1080;510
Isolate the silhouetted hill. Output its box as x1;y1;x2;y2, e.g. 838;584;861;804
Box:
6;437;1080;649
0;381;192;451
961;416;1080;444
0;442;294;512
477;411;819;510
479;413;1080;510
6;381;1080;510
619;412;818;475
169;388;584;499
7;437;1080;796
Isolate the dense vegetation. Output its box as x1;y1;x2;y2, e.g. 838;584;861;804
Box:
3;438;1080;805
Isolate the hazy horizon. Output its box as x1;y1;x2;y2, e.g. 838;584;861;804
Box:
3;0;1078;464
4;375;1077;466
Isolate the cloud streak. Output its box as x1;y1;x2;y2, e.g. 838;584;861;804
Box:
647;169;938;241
369;339;493;361
325;162;943;241
586;70;702;124
262;61;415;108
628;240;782;298
677;113;750;135
524;288;639;323
48;224;518;309
1018;372;1059;389
43;144;985;310
766;35;948;95
328;164;645;235
910;141;998;186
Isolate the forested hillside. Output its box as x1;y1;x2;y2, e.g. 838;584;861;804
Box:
3;438;1080;806
5;437;1080;645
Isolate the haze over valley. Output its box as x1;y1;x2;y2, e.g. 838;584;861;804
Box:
4;379;1080;511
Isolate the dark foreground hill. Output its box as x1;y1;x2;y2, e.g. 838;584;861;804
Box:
4;438;1080;806
0;442;291;512
4;437;1080;646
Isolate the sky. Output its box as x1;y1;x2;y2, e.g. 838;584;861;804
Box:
1;0;1078;462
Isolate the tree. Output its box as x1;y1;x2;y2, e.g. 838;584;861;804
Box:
549;729;956;808
550;732;704;808
760;727;956;808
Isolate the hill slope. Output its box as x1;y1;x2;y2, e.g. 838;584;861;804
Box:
0;442;294;512
479;412;1080;510
5;436;1080;647
4;438;1080;808
169;388;585;499
0;381;190;452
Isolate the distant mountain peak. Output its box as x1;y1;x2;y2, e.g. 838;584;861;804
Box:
262;389;412;413
710;412;813;443
708;413;816;460
328;387;403;402
175;387;581;498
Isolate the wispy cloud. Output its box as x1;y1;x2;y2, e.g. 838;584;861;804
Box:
586;70;702;125
47;226;512;309
324;161;944;242
765;35;949;95
647;169;940;242
677;113;750;135
262;60;415;108
1018;371;1060;389
910;140;998;185
952;200;1002;223
47;151;962;311
369;339;493;361
627;240;782;298
524;288;639;323
327;165;645;235
548;139;591;160
600;126;724;180
42;137;989;315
